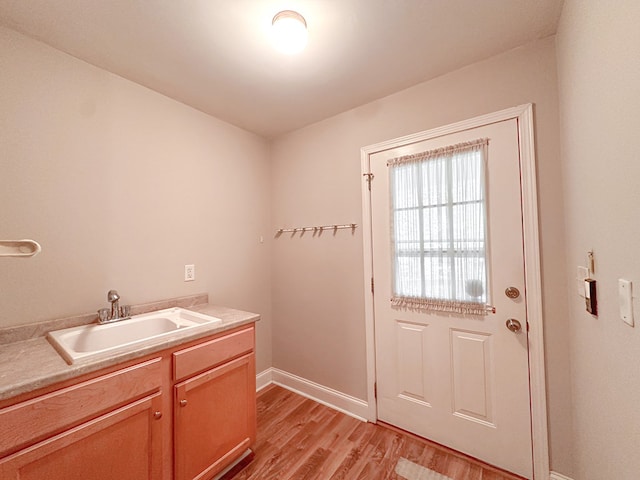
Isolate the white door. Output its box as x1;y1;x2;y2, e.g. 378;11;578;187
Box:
369;118;533;478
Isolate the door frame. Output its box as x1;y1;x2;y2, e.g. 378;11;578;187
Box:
360;104;549;479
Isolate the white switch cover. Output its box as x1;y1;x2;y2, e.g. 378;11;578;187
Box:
577;266;589;297
619;279;633;327
184;264;195;282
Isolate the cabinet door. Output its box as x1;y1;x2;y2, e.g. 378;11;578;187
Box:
0;393;163;480
174;353;256;480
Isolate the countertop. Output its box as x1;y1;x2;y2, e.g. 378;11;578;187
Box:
0;302;259;402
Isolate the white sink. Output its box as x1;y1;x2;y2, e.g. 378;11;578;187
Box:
47;307;221;364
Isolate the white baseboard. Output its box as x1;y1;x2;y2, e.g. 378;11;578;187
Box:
256;367;369;421
550;472;574;480
256;368;273;392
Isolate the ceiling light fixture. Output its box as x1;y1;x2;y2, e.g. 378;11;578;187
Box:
271;10;308;54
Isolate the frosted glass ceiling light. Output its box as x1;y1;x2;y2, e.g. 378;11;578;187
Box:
272;10;308;54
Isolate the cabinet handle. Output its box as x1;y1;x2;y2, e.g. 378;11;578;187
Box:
153;411;162;420
179;399;188;407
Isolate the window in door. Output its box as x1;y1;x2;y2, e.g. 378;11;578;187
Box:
388;138;490;315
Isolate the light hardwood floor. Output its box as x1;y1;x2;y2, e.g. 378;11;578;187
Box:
231;385;525;480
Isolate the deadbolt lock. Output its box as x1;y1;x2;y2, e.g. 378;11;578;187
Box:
505;287;520;299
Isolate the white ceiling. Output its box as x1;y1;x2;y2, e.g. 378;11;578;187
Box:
0;0;564;138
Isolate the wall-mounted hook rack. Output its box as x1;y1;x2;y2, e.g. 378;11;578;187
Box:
275;223;358;236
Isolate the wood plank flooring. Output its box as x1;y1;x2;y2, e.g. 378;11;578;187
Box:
231;385;525;480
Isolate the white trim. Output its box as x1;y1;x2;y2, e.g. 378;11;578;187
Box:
360;104;549;480
517;105;550;480
550;472;574;480
267;368;369;421
361;148;378;423
256;367;273;392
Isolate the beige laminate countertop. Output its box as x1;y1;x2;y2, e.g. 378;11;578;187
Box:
0;303;259;403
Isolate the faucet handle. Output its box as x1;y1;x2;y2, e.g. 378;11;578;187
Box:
98;308;110;323
120;305;131;318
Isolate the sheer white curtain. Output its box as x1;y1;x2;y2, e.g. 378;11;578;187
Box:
388;138;489;315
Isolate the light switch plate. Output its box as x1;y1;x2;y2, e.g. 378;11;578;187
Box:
619;279;633;327
577;266;589;297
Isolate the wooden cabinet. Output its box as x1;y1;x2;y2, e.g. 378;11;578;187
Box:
0;393;163;480
0;323;256;480
0;358;163;480
173;328;256;480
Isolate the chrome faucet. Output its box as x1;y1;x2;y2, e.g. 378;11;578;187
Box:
107;289;120;319
98;290;131;324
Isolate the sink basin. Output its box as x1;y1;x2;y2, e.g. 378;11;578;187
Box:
47;307;221;364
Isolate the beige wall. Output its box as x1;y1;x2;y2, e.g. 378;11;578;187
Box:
271;36;573;475
556;2;640;479
0;27;272;373
2;19;590;477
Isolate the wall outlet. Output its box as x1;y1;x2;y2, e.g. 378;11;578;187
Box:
184;264;195;282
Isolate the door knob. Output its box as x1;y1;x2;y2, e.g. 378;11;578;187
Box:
179;399;188;407
506;318;522;333
153;411;162;420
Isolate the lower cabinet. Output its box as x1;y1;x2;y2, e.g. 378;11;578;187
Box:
0;393;163;480
174;353;256;480
0;323;256;480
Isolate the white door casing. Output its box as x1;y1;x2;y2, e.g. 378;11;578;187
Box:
360;105;549;479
